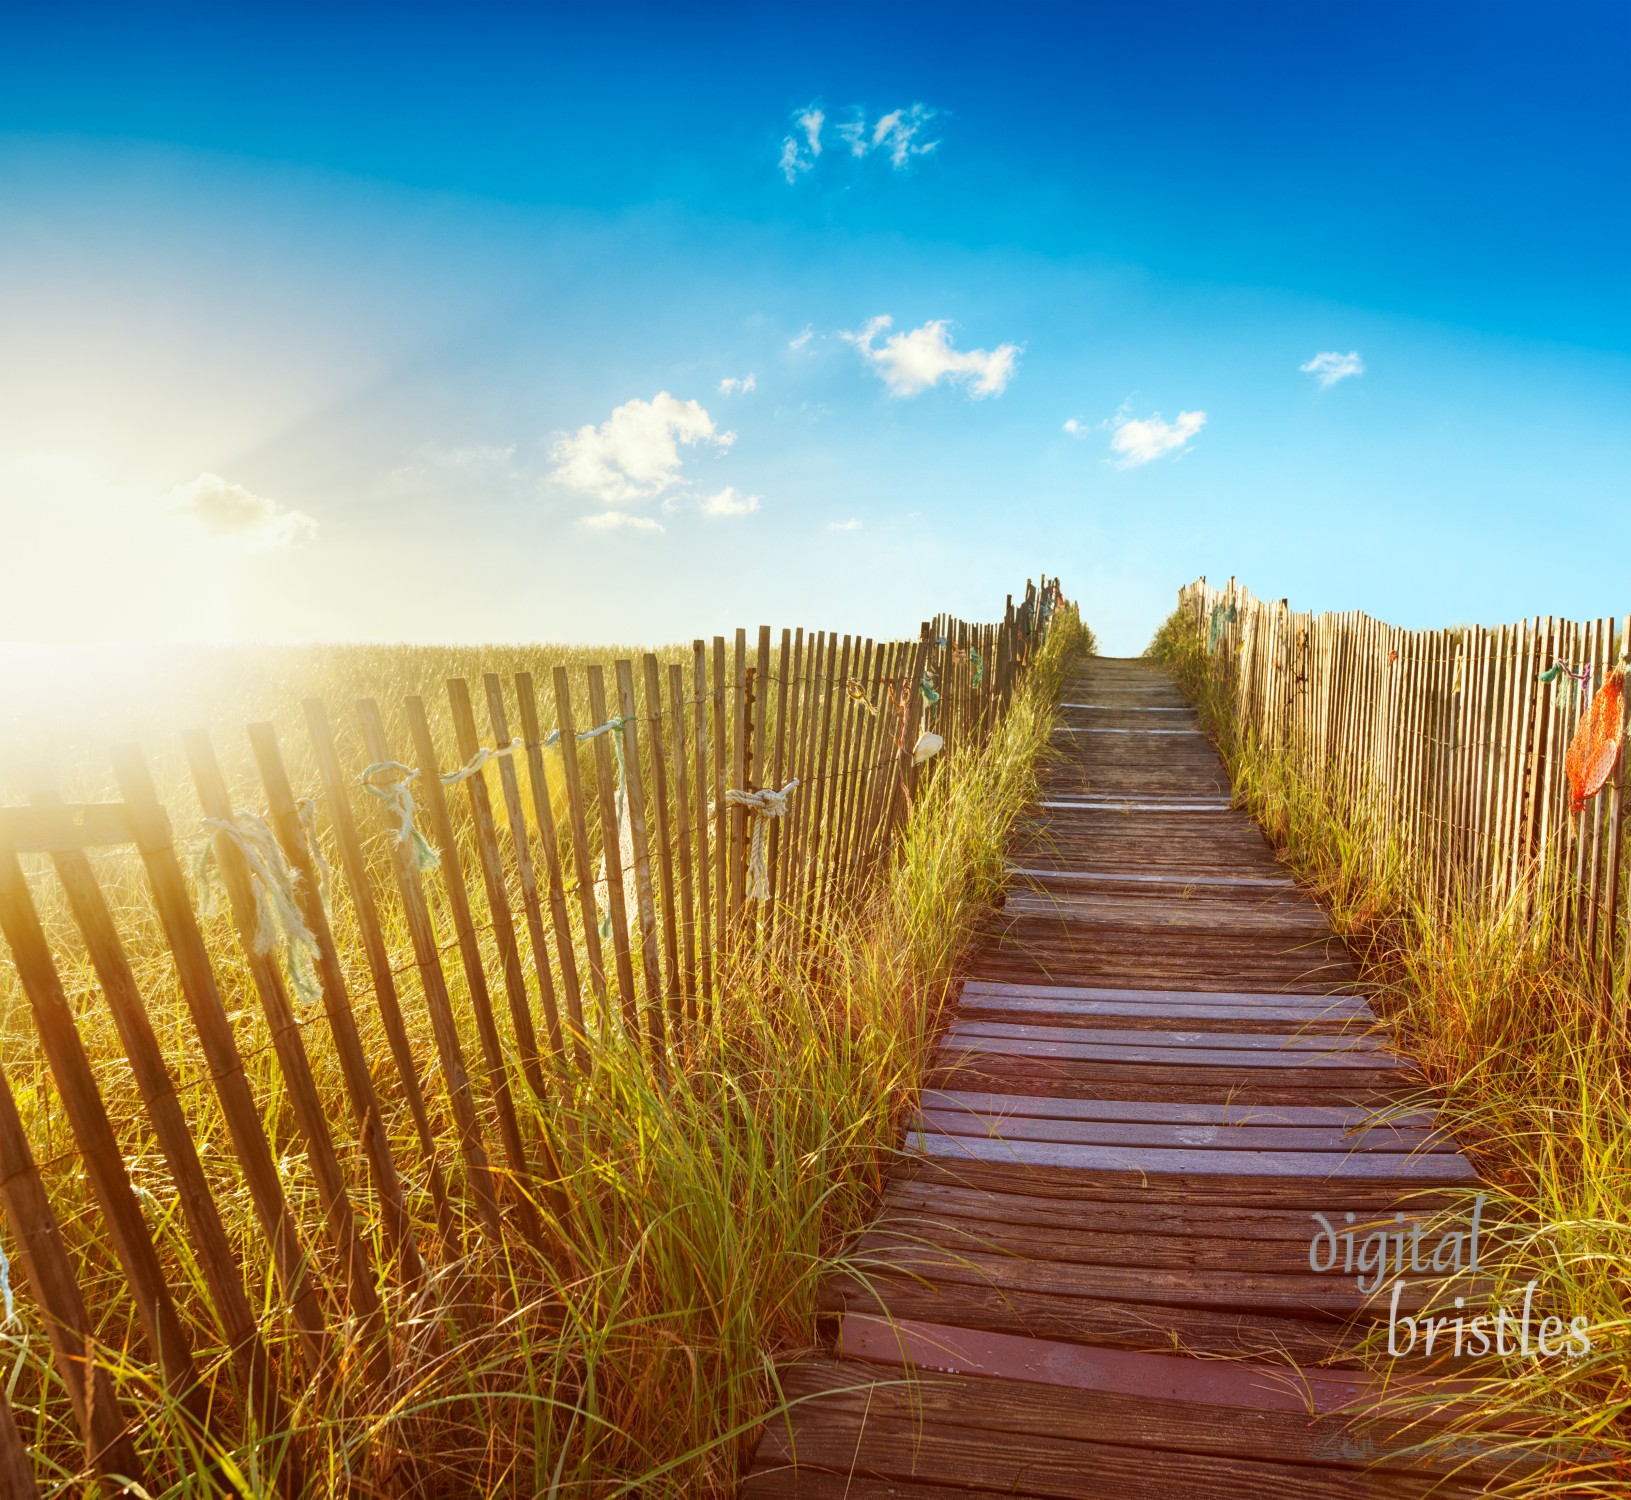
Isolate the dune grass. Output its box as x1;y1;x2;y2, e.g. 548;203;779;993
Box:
1147;608;1631;1494
1;608;1088;1497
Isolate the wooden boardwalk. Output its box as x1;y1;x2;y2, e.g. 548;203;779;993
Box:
744;658;1499;1498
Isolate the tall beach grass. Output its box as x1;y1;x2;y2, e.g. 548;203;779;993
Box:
1148;608;1631;1494
1;607;1089;1496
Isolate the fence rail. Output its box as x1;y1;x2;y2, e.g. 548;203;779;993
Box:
1179;577;1629;990
0;578;1066;1494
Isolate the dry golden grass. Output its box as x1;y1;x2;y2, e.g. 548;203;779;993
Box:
0;612;1089;1496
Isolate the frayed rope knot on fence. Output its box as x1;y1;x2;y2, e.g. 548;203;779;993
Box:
361;726;619;880
195;812;324;1004
726;781;800;900
1539;660;1596;714
440;737;522;786
360;762;441;872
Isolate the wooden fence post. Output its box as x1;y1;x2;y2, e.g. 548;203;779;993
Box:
186;729;393;1388
481;674;568;1063
405;695;559;1242
353;701;512;1262
514;672;589;1066
303;698;473;1281
0;1051;143;1489
248;723;437;1317
112;743;334;1377
35;786;305;1472
614;659;666;1063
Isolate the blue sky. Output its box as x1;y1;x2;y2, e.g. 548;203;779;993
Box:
2;1;1627;653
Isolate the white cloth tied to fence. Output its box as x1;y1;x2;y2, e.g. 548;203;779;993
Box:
196;812;324;1003
725;780;799;900
912;730;944;765
590;719;637;940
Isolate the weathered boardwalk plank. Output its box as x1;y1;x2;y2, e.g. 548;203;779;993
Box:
743;658;1501;1498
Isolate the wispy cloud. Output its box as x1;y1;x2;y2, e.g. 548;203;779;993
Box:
779;105;826;183
782;100;939;182
579;511;664;534
1300;350;1365;388
869;105;939;166
717;373;756;396
844;316;1020;398
381;443;520;499
699;486;761;517
827;518;862;532
1062;418;1085;436
550;392;734;504
1107;408;1207;468
788;326;814;352
169;472;318;548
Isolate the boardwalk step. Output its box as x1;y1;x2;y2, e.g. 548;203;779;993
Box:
746;1359;1494;1497
918;1107;1451;1153
944;1032;1405;1070
1009;869;1296;889
908;1129;1474;1181
921;1089;1430;1128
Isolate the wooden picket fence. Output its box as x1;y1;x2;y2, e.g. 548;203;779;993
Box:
0;579;1065;1495
1180;577;1629;989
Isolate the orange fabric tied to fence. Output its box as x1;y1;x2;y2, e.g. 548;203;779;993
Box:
1565;670;1626;814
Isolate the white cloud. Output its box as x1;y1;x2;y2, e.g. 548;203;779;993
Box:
834;113;866;157
828;518;862;532
1107;408;1207;468
549;392;734;504
788;326;814;351
782;101;938;181
844;315;1020;398
718;373;757;395
1063;418;1085;436
579;511;664;534
700;486;761;517
780;105;825;183
1300;350;1366;388
871;105;939;166
168;472;319;548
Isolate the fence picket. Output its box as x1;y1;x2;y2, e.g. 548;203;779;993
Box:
355;700;511;1259
515;672;588;1065
0;1052;144;1486
112;742;334;1375
303;697;472;1277
187;729;393;1385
